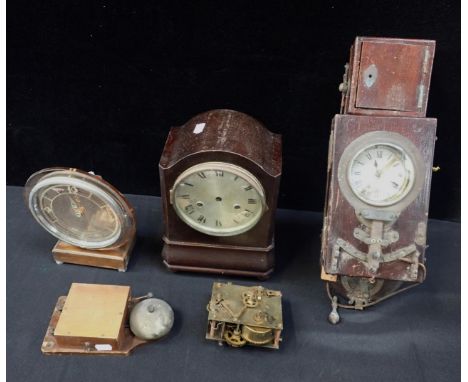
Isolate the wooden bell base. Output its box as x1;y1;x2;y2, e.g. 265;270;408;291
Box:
42;296;148;356
162;242;274;279
52;237;135;272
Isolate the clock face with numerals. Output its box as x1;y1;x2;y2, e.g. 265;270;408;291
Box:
171;162;266;236
347;143;415;206
25;169;134;249
337;131;424;212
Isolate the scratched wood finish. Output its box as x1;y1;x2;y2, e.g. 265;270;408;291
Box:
52;235;134;271
342;37;435;117
159;109;282;278
321;114;437;282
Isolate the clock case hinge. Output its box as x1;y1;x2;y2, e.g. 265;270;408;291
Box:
169;188;174;204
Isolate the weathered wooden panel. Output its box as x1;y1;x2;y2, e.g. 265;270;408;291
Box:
342;37;435;117
321;114;437;282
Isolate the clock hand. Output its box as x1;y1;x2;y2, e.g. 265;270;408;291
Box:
69;196;84;217
375;157;399;178
373;159;379;177
69;197;78;209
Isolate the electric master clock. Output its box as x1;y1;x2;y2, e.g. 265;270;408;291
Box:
159;109;282;278
321;37;438;322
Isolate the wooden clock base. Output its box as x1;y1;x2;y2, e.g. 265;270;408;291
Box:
52;237;135;272
162;243;274;279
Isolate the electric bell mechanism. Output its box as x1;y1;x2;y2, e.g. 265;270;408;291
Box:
206;282;283;349
42;283;174;355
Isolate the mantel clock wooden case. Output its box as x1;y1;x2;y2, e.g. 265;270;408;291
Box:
159;109;282;278
321;37;437;322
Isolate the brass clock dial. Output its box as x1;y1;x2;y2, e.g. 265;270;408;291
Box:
25;168;134;249
171;162;266;237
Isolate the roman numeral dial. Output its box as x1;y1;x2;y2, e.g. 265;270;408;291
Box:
347;143;416;206
171;162;266;236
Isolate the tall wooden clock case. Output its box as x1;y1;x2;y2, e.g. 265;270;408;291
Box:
159;109;282;278
321;37;438;321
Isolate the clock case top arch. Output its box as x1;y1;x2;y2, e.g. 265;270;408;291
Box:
159;109;281;178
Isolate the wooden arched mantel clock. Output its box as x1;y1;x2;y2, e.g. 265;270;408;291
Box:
159;109;282;279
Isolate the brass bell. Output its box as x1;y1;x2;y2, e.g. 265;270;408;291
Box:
130;298;174;340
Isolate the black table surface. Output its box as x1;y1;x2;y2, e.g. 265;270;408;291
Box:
6;186;460;382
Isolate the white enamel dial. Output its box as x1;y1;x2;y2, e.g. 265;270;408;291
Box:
171;162;266;236
347;143;415;206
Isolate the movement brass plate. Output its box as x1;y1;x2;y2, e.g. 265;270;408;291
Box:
207;282;283;329
206;282;283;349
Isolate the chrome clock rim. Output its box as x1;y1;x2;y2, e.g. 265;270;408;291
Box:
28;173;125;249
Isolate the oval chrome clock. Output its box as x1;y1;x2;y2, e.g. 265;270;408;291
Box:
338;131;425;212
170;162;266;237
25;168;135;249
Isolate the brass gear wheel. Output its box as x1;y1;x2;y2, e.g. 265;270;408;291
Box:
341;276;385;299
338;276;403;308
241;325;273;345
223;327;247;348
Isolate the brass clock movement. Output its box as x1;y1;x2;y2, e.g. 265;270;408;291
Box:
321;37;437;322
206;282;283;349
159;109;282;278
25;168;136;271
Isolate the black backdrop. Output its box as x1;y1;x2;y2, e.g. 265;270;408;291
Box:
7;0;460;220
